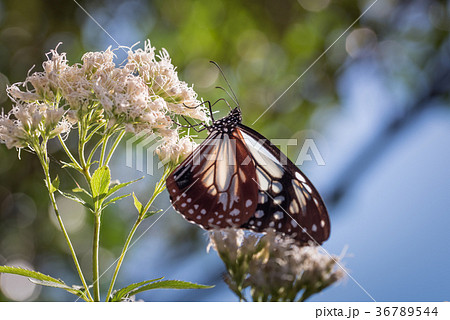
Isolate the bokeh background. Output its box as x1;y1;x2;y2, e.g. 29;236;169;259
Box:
0;0;449;302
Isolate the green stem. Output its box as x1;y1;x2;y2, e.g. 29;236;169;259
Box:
86;123;105;142
105;166;172;301
92;213;101;301
105;216;142;301
87;138;103;165
99;132;110;167
36;144;93;302
58;135;82;171
104;130;125;166
78;123;91;183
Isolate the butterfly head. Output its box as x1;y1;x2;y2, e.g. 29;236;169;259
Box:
208;107;242;133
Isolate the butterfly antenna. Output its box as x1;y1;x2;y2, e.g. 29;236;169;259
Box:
214;87;235;110
209;61;240;108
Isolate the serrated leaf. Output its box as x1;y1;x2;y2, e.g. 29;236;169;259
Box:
59;191;94;212
0;265;63;283
106;177;143;199
130;280;214;297
29;279;89;301
91;166;111;208
110;277;164;302
143;209;163;219
102;193;131;210
0;266;91;301
132;192;142;215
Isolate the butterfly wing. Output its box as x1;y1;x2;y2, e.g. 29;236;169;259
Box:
166;129;259;229
237;124;330;245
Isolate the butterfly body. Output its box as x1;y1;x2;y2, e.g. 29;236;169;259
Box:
167;106;330;245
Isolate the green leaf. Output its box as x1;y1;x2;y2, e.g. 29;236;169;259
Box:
132;192;142;215
143;209;163;219
106;177;143;199
0;265;63;283
91;166;111;207
48;175;60;193
0;265;90;301
59;190;94;212
60;161;83;173
130;280;214;297
102;193;131;210
29;279;89;301
110;277;164;302
72;186;92;197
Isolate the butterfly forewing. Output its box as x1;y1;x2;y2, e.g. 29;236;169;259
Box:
237;124;330;245
167;130;259;229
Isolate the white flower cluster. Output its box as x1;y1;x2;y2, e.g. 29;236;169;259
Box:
0;102;70;149
1;41;209;155
155;135;196;165
209;228;345;302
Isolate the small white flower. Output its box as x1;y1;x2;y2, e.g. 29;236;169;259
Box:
156;134;197;165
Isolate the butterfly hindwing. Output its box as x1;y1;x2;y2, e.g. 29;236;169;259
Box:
167;129;259;229
237;124;330;245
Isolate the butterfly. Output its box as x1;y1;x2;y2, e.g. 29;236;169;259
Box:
166;68;330;245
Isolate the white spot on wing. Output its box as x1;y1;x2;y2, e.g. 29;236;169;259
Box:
274;211;284;220
255;210;264;218
230;208;240;216
313;197;319;207
271;181;282;194
245;199;253;207
295;171;306;182
273;196;284;205
303;183;313;194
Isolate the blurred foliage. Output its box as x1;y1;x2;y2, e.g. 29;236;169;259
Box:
0;0;449;301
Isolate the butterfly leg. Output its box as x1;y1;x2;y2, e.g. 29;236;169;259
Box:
174;116;207;133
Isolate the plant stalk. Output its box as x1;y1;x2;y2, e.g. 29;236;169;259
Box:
105;166;172;301
37;144;93;301
92;213;101;301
